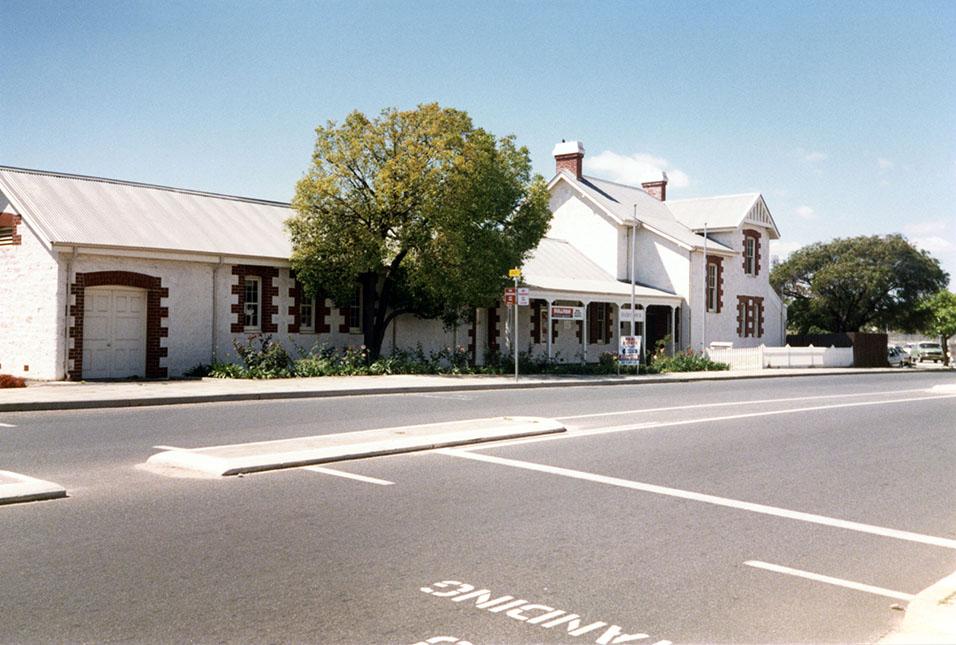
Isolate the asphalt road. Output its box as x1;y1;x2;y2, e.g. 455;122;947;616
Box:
1;371;955;643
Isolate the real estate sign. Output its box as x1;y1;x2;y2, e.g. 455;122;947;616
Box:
619;335;642;366
618;309;646;323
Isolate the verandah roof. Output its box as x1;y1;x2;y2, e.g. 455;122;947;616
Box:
521;237;681;305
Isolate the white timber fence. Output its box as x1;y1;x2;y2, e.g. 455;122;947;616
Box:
705;344;854;370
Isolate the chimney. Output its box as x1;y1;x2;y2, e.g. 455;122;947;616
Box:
642;172;668;201
553;140;585;179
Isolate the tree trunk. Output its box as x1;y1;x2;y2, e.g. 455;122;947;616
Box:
360;273;385;361
943;335;951;367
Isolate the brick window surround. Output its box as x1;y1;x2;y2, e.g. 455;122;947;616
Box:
68;271;168;380
287;272;330;334
742;229;762;276
467;308;477;364
736;295;765;338
231;265;279;333
487;304;500;353
0;212;22;245
706;255;724;313
587;303;614;344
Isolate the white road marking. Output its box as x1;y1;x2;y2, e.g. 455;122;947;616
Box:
452;393;956;451
410;393;475;401
0;422;16;428
437;449;956;550
302;465;394;486
744;560;915;601
152;444;187;451
555;388;930;420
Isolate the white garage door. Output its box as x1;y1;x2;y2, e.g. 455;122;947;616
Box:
82;287;147;379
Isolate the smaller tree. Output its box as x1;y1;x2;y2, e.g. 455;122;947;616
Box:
770;234;949;334
919;290;956;366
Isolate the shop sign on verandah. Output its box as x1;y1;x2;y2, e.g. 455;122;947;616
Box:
550;306;585;321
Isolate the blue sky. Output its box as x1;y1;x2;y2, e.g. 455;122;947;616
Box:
2;0;954;285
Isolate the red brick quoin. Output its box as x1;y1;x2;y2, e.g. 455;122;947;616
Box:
231;265;279;333
69;271;168;380
0;212;22;245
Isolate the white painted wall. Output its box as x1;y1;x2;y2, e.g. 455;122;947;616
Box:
0;204;63;380
70;254;213;377
547;183;620;278
699;225;786;348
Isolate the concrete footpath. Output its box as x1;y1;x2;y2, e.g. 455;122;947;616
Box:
880;569;956;644
0;366;926;412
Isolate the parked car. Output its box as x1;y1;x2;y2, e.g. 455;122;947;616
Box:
910;341;944;363
888;345;911;367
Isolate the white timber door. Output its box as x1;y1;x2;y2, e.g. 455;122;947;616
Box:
83;287;147;379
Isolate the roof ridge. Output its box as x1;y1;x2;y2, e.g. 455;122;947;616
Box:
0;164;291;208
581;174;650;193
666;192;760;203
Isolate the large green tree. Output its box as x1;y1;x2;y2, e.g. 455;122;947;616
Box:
919;290;956;366
287;103;552;360
770;234;948;334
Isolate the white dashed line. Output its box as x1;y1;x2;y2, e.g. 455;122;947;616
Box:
437;449;956;550
0;422;16;428
303;465;394;486
152;444;187;451
744;560;915;601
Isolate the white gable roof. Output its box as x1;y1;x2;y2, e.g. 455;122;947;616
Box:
0;165;294;260
666;193;780;239
523;237;680;301
548;170;734;254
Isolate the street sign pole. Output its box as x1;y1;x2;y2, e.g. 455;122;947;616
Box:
514;274;519;382
508;268;522;382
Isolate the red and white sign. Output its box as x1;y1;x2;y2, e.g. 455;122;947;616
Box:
504;287;516;305
517;288;530;306
551;305;585;320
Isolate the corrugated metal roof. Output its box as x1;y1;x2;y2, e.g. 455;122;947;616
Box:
554;171;733;253
667;193;780;239
522;237;680;300
0;165;294;259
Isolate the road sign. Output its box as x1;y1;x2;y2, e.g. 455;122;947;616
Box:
551;305;584;321
619;335;642;366
508;268;522;278
517;287;529;306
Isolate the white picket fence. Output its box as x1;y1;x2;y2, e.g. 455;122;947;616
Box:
705;344;854;370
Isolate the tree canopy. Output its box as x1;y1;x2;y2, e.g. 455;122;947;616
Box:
769;234;949;334
287;103;552;359
919;290;956;365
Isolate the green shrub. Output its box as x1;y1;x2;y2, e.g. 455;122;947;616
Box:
183;363;211;378
647;347;729;373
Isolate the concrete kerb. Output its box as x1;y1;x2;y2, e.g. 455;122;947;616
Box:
0;470;67;505
879;569;956;644
0;368;921;413
146;416;565;477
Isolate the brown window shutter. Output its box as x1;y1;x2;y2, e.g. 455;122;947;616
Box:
587;304;597;344
531;301;541;344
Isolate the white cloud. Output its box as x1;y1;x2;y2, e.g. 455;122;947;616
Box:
584;150;690;188
795;205;817;220
903;219;947;237
798;149;827;163
911;236;955;255
877;157;894;171
769;240;805;260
